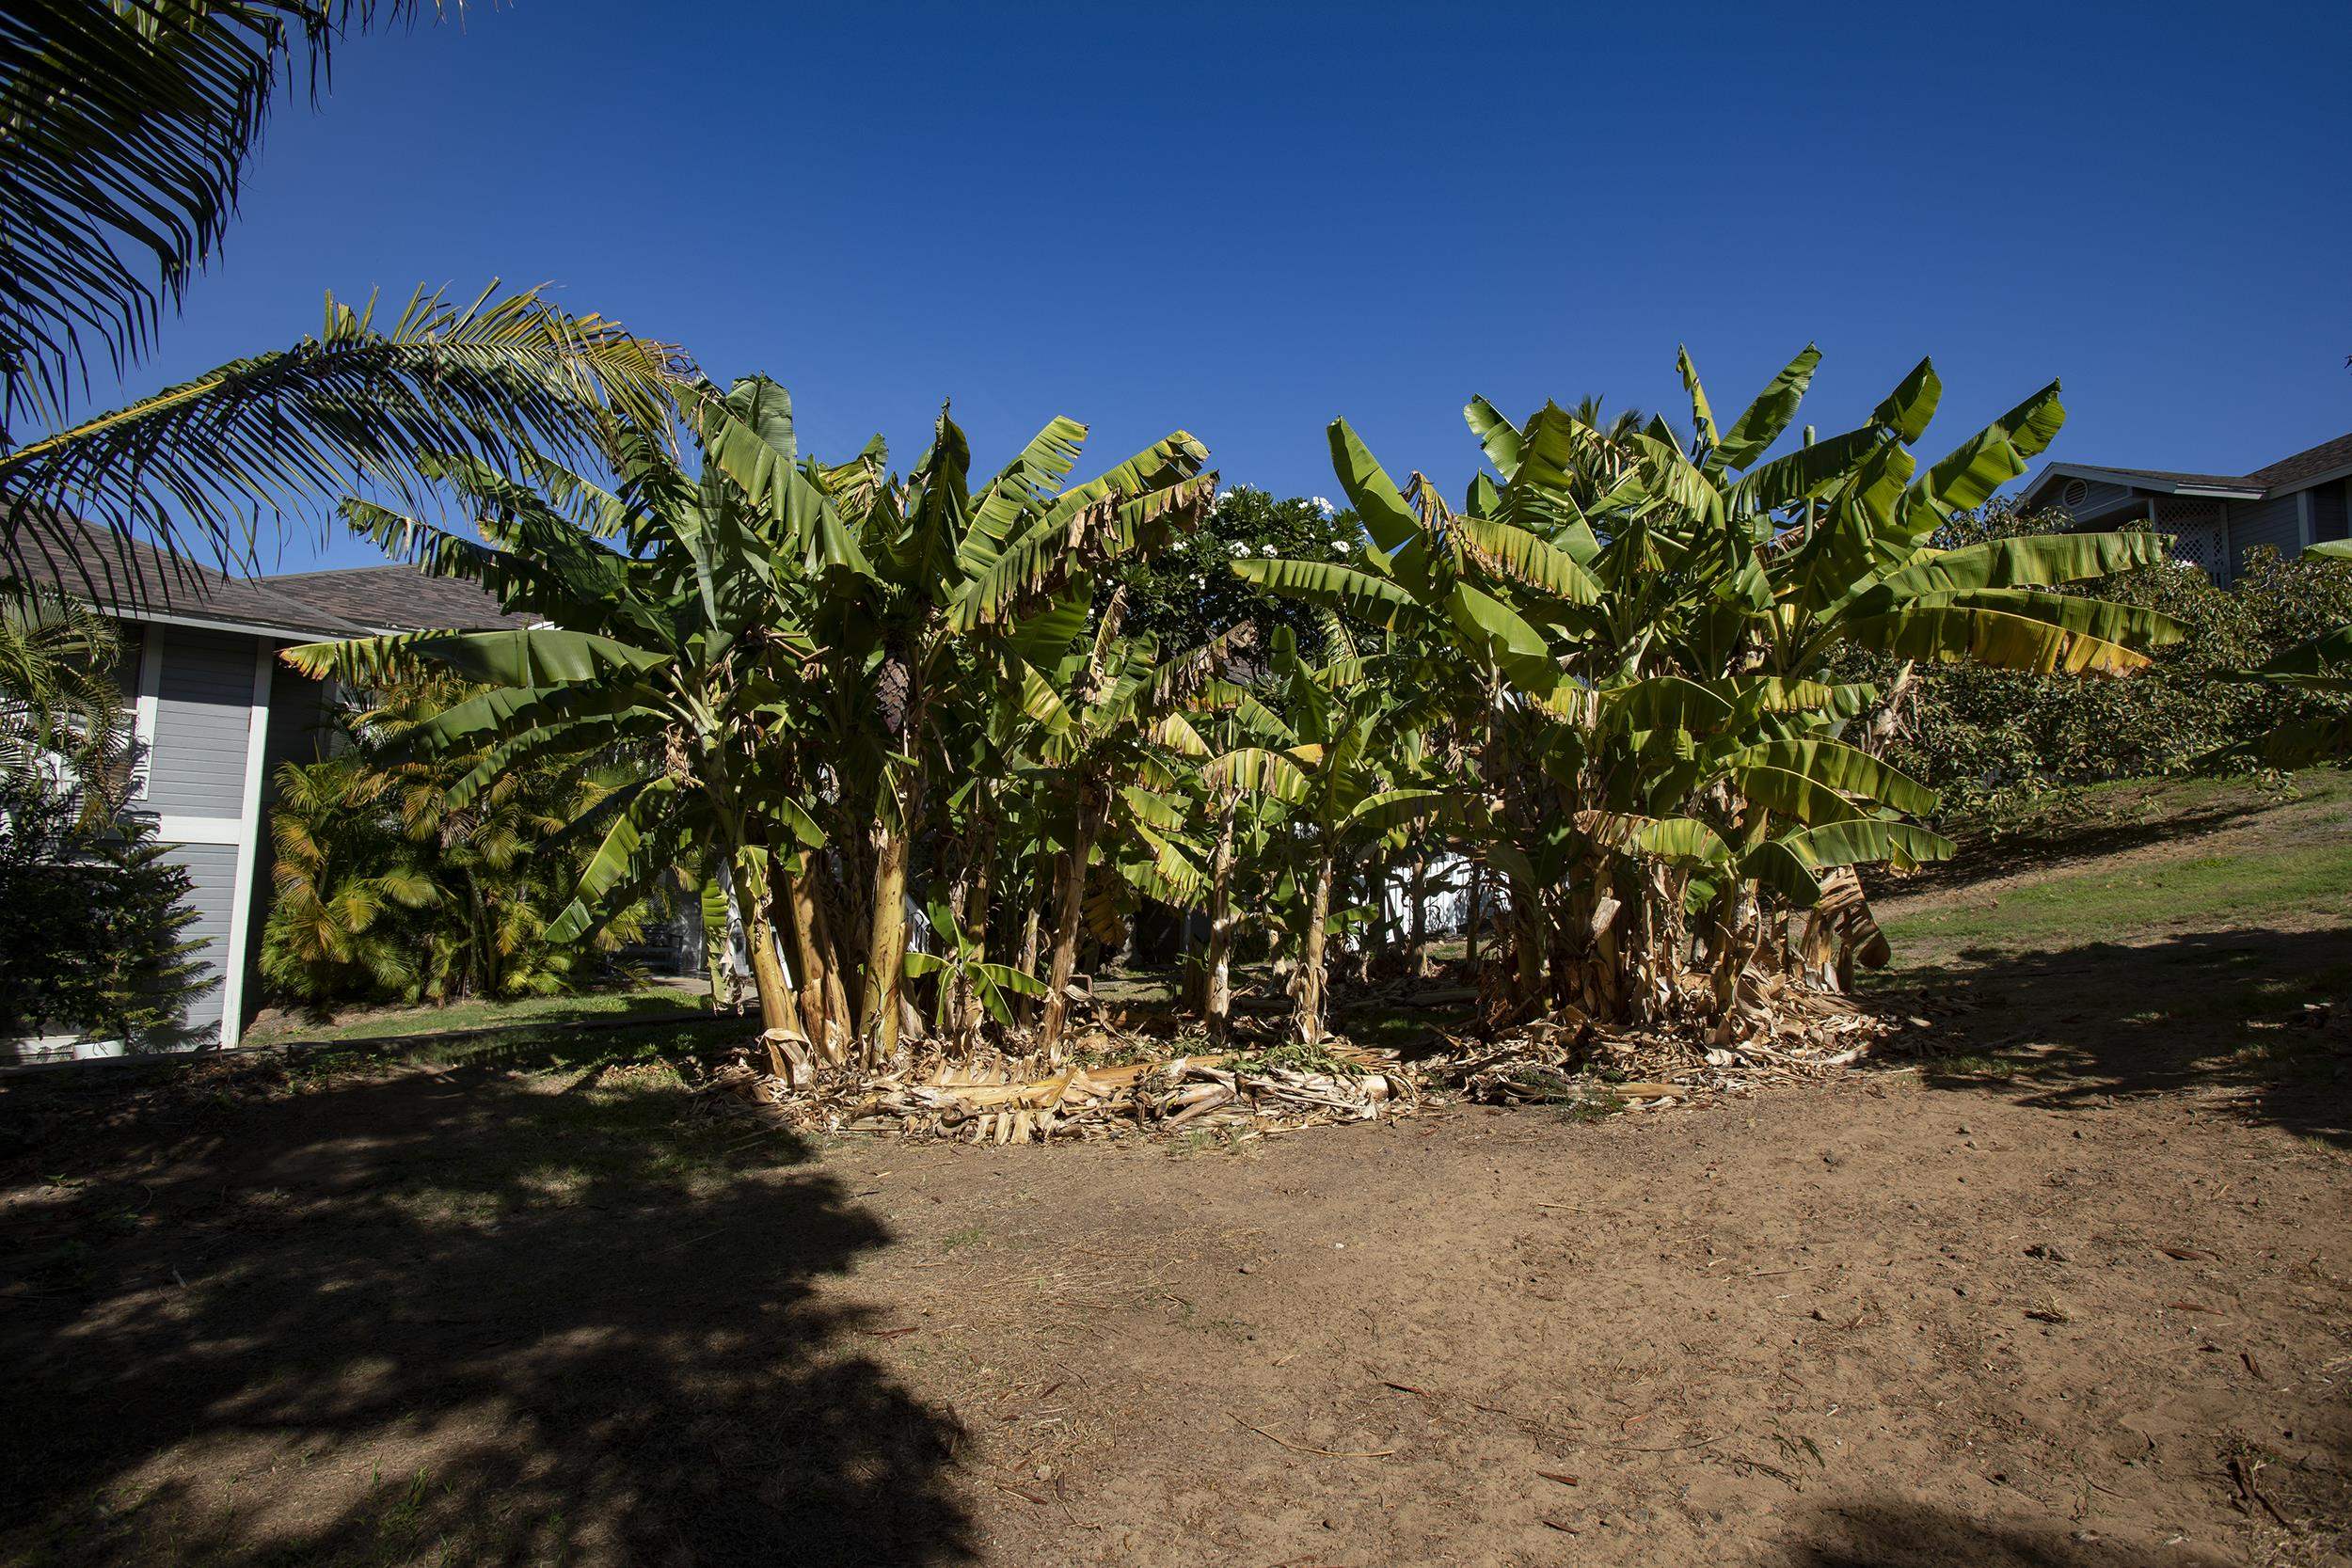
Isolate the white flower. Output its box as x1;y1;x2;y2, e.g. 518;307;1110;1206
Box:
1311;496;1335;515
1259;543;1279;556
1228;539;1249;557
1330;540;1350;556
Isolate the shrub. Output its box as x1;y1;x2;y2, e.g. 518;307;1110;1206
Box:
1839;504;2352;820
0;777;211;1047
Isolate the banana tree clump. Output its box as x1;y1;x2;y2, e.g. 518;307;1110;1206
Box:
290;345;2194;1071
291;379;1218;1067
1238;347;2180;1038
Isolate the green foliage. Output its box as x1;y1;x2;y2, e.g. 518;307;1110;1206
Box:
1115;485;1364;658
0;776;209;1047
1842;506;2352;818
259;674;648;1009
0;590;125;800
0;594;203;1045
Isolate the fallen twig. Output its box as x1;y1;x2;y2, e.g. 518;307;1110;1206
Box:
1228;1413;1398;1459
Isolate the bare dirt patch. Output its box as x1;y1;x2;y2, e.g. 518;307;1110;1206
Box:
4;774;2348;1566
5;1026;2347;1568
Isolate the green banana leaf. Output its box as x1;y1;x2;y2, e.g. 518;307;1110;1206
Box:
285;626;671;689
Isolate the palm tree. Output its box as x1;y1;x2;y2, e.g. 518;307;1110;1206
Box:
0;590;124;807
0;3;687;570
259;751;437;1005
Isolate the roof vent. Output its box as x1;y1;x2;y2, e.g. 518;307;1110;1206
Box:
2061;478;2089;508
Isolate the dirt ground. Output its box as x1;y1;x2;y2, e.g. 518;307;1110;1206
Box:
4;786;2349;1567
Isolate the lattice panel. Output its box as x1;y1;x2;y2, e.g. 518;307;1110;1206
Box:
2167;520;2227;578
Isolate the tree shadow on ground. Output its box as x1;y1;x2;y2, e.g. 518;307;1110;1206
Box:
1785;1500;2239;1567
1873;925;2352;1148
0;1041;970;1567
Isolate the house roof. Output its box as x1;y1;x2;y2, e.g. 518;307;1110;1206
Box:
2023;431;2352;511
8;518;377;639
260;564;529;633
2246;432;2352;491
7;517;524;639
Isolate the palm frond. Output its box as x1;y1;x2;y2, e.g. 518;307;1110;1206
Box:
0;2;441;428
2;282;693;572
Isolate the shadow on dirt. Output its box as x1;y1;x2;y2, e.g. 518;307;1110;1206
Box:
0;1042;970;1567
1877;925;2352;1148
1788;1500;2239;1566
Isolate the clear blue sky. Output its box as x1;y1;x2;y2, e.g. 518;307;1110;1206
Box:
99;0;2352;573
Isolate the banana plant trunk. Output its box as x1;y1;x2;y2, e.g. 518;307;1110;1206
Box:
1709;808;1772;1019
1040;787;1108;1053
862;819;915;1067
1015;896;1044;1024
951;813;995;1041
1406;852;1429;982
1294;848;1336;1045
1465;860;1483;975
1203;796;1238;1045
781;864;846;1062
734;854;799;1039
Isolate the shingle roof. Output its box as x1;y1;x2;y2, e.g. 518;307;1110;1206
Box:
8;517;375;638
2053;462;2260;491
2245;433;2352;491
261;564;528;633
6;516;527;638
2027;431;2352;512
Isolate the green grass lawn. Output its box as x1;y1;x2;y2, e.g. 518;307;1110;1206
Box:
1877;768;2352;966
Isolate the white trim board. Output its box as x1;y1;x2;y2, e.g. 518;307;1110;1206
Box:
216;641;274;1051
98;605;350;642
150;815;243;846
132;625;161;801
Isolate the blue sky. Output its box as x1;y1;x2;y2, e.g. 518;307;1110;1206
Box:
98;0;2352;572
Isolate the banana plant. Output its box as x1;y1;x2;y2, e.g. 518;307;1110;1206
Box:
284;378;833;1048
761;404;1218;1061
1201;626;1450;1043
1247;347;2185;1032
901;897;1047;1044
1011;594;1236;1052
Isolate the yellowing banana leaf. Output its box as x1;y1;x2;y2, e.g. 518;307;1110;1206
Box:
1728;763;1869;827
1203;746;1313;804
1232;556;1420;628
1841;604;2153;674
1455;515;1602;603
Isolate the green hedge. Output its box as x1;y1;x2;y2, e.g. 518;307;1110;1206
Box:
1837;505;2352;821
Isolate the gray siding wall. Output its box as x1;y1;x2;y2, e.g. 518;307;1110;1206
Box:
244;654;331;1011
160;842;236;1039
2312;482;2349;545
146;627;259;817
260;658;331;784
2230;493;2305;575
2050;478;2139;519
